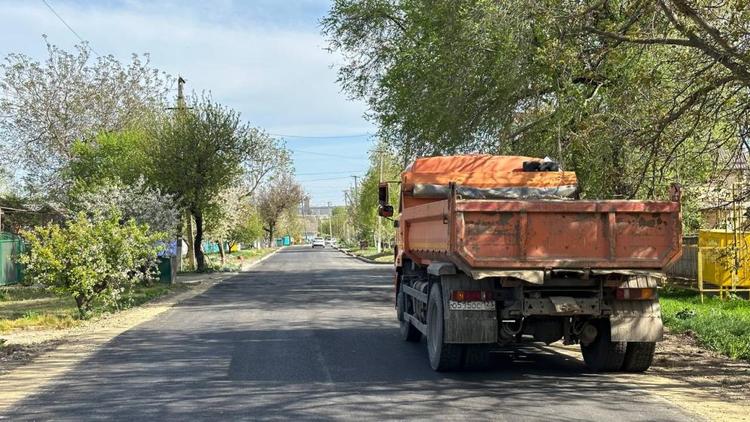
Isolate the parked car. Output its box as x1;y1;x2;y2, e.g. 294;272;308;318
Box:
312;237;326;248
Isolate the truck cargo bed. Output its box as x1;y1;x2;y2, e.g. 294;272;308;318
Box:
401;196;682;272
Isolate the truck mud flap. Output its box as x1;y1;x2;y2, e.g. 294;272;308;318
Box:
610;300;663;342
439;274;498;344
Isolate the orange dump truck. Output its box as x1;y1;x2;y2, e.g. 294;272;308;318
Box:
378;155;682;372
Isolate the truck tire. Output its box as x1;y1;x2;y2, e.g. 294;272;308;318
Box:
621;342;656;372
397;289;421;342
581;319;627;372
463;344;492;370
427;284;464;371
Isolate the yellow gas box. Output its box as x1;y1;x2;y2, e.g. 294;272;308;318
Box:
699;230;750;287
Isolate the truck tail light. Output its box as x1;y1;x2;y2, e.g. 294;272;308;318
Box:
451;290;493;302
616;287;655;300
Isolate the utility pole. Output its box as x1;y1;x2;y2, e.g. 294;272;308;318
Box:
343;189;351;243
327;201;333;238
176;76;195;272
175;75;195;270
351;175;359;198
350;176;359;246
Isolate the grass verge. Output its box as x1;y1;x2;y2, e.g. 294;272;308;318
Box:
344;246;394;263
661;286;750;360
0;282;183;334
184;247;276;273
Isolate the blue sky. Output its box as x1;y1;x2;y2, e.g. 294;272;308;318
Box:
0;0;375;206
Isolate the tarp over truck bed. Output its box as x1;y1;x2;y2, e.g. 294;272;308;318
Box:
401;155;579;200
398;155;683;280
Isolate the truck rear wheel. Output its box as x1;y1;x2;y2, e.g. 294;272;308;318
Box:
397;289;421;342
621;342;656;372
581;319;627;372
427;284;464;371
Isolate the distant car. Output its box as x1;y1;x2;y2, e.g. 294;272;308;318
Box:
312;238;325;248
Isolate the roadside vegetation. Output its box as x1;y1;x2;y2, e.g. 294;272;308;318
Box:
0;282;182;333
0;39;305;327
202;248;276;272
340;246;393;263
321;1;750;365
661;287;750;361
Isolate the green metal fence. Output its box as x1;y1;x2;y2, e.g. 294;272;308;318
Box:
0;232;25;285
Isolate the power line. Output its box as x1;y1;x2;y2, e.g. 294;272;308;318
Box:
271;132;372;139
295;170;365;176
41;0;101;56
289;148;366;160
298;175;365;183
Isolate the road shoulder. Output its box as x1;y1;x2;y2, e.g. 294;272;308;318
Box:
547;332;750;422
0;248;279;412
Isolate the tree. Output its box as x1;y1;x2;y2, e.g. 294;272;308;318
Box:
0;39;168;199
71;177;180;239
66;129;152;190
149;95;260;272
19;213;162;318
323;0;747;210
229;206;264;249
204;186;264;263
257;174;304;247
318;207;349;240
240;130;291;199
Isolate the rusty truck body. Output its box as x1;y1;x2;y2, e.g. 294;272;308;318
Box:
378;155;682;372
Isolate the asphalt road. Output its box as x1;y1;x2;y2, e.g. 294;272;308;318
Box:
2;246;697;421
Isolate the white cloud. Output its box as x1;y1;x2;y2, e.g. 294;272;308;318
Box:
0;0;372;135
0;0;373;205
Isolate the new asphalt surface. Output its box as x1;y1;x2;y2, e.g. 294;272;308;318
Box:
1;246;698;421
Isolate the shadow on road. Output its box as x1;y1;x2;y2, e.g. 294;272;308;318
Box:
1;248;698;421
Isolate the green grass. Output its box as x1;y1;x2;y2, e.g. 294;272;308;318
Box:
347;247;394;263
0;282;182;333
661;286;750;360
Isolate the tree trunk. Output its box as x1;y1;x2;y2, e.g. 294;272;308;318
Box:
218;240;225;264
186;210;196;270
266;224;275;248
74;294;88;318
193;209;206;272
175;213;184;273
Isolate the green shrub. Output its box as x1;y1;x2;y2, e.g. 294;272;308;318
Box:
19;212;163;318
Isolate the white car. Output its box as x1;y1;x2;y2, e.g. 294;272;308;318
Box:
312;238;325;248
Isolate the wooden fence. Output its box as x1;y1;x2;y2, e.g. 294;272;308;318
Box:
666;244;698;280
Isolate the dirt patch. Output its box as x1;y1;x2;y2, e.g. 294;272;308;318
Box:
652;331;750;402
0;339;63;376
549;330;750;421
0;280;206;376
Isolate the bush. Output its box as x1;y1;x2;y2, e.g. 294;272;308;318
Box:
19;213;163;318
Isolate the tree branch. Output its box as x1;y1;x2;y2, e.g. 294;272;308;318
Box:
584;26;695;47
